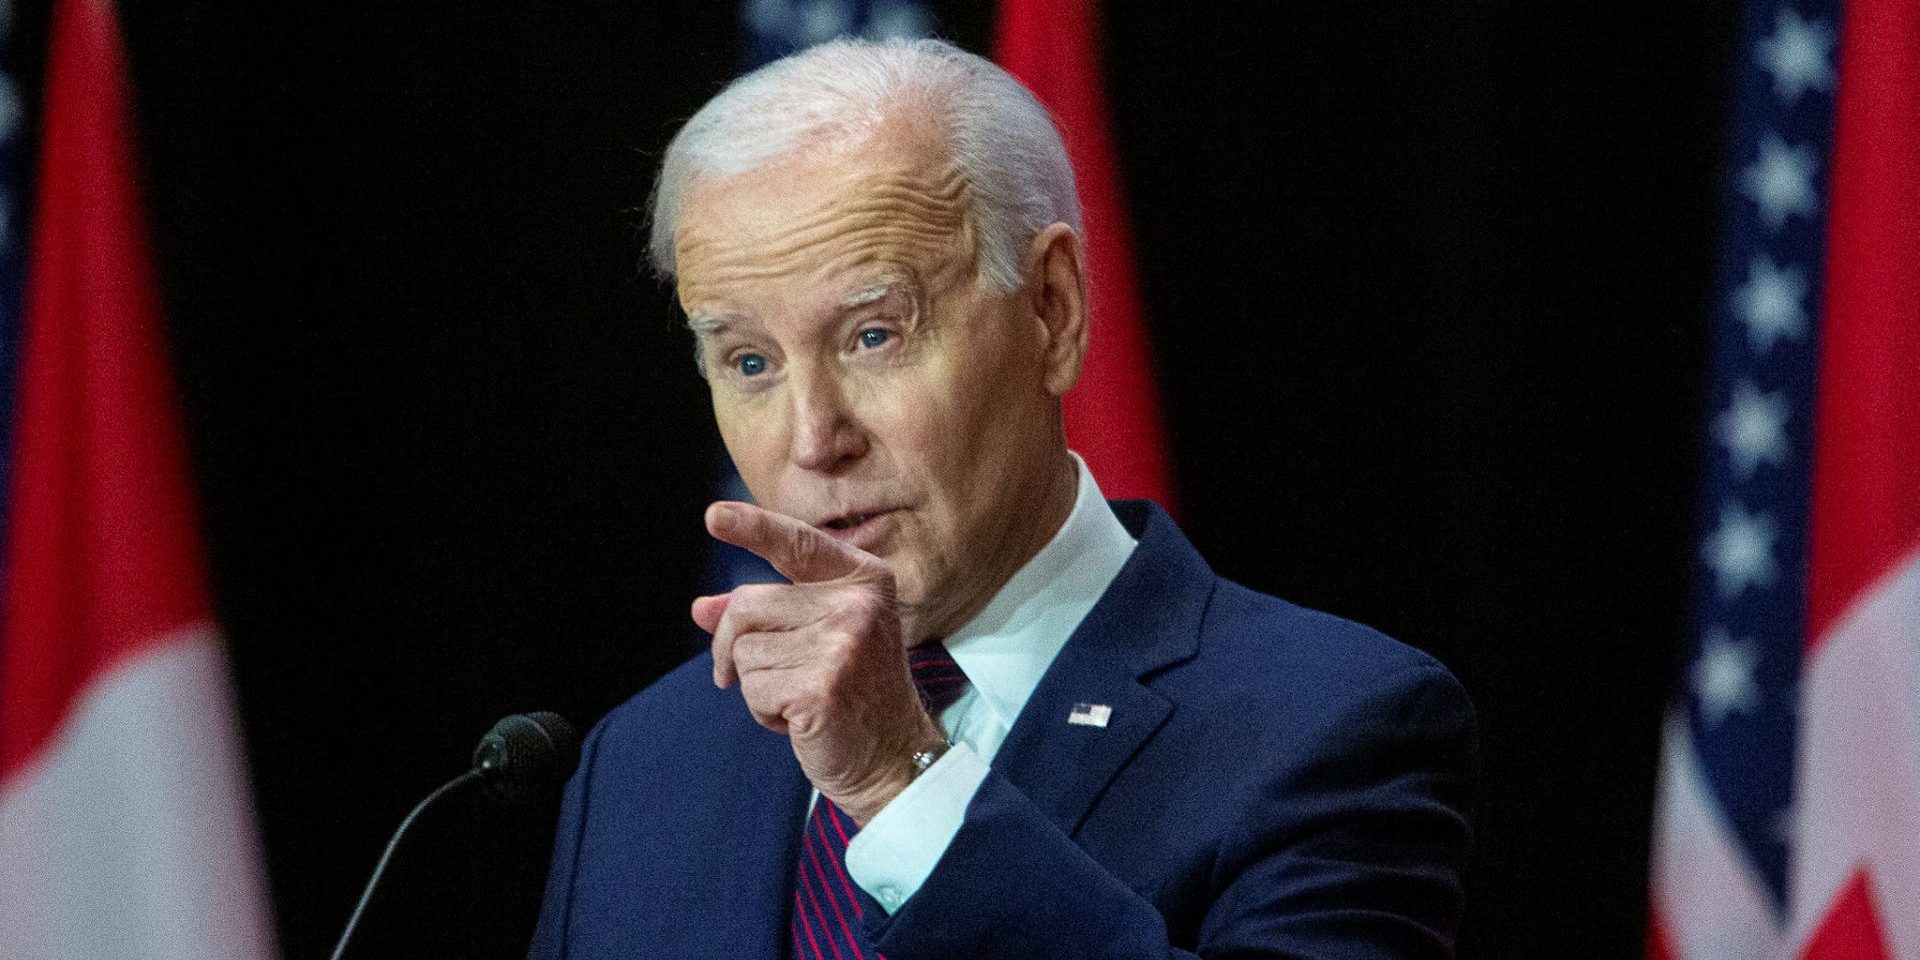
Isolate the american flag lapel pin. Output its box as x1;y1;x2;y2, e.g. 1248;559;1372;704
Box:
1067;703;1113;728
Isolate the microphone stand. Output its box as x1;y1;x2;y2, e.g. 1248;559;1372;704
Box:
329;769;484;960
327;711;579;959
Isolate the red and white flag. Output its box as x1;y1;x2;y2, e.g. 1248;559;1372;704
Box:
995;0;1176;511
0;0;278;957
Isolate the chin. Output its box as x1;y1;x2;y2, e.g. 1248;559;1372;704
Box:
888;567;930;610
882;557;937;612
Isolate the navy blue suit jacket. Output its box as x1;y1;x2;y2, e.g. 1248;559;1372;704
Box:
529;501;1477;959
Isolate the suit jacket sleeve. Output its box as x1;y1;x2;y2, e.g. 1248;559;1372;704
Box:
865;663;1478;960
527;720;606;960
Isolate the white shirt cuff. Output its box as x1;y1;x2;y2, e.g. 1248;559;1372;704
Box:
843;742;989;915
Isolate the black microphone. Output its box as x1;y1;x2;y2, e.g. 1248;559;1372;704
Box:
471;711;582;805
330;712;581;960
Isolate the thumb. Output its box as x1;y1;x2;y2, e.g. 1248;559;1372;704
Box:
691;593;730;635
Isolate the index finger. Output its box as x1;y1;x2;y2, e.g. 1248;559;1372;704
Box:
705;501;881;584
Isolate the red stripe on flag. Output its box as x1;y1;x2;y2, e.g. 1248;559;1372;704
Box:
1646;906;1677;960
1806;0;1920;645
0;0;214;781
1798;870;1894;960
995;0;1176;511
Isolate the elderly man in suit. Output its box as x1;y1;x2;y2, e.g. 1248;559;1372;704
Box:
530;37;1476;960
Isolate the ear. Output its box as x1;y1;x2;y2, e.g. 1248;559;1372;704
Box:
1022;222;1089;397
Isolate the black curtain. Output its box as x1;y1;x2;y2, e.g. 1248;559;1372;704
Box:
30;2;1742;956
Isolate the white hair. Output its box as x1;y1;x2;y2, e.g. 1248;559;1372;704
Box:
648;37;1081;293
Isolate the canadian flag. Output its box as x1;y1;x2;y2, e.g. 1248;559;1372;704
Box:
0;0;278;957
995;0;1176;512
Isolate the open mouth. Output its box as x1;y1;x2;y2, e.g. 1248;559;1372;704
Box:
824;512;882;531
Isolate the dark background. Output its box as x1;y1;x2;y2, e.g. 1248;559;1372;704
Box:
33;1;1740;956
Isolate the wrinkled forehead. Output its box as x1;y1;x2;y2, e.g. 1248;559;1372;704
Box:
672;131;977;315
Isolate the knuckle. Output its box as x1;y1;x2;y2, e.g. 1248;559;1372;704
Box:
852;591;896;640
710;617;737;652
727;629;759;663
738;669;770;700
838;583;885;620
742;669;791;710
729;583;773;612
782;521;810;556
820;627;858;664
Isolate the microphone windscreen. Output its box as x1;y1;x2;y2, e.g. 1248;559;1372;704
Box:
471;712;581;805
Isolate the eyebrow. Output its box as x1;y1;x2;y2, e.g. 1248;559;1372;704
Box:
838;279;906;310
684;278;911;336
684;312;729;336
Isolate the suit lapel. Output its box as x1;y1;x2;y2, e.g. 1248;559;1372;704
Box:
991;501;1213;835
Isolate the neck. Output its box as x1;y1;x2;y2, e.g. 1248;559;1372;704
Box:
905;449;1079;643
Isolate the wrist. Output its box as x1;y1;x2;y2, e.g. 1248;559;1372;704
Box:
909;737;951;775
838;717;948;826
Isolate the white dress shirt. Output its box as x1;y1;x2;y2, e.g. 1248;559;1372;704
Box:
839;453;1138;914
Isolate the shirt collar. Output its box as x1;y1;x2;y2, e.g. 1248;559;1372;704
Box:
943;453;1139;729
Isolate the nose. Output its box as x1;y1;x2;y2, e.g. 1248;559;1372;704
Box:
787;363;868;473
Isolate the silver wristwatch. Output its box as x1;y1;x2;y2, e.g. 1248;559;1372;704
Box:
909;737;952;776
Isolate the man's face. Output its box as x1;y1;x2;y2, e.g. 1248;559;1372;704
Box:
674;121;1074;640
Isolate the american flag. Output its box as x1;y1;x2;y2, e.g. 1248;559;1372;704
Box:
1649;0;1920;956
742;0;932;70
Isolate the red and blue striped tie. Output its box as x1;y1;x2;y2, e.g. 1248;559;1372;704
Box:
790;641;968;960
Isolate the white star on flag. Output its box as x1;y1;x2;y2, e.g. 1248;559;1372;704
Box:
1755;8;1835;103
1742;135;1819;230
744;0;794;36
1733;255;1809;353
748;0;857;45
798;0;854;43
1694;628;1762;727
1714;381;1790;479
1704;499;1778;598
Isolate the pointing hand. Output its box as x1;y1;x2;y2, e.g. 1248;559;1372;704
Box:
692;501;943;825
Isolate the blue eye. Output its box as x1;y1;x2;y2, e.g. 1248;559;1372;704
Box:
736;353;768;376
857;328;891;349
